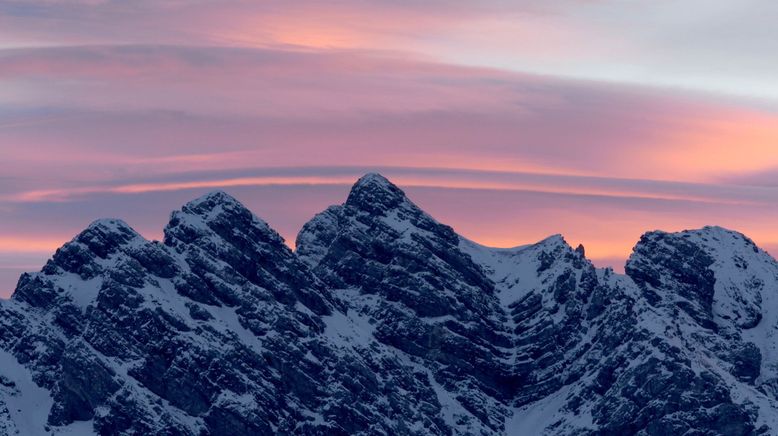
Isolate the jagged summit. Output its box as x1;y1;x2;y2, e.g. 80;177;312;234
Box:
345;172;411;215
85;218;134;232
685;225;763;253
534;233;568;248
297;172;462;273
80;218;141;241
165;188;282;248
69;218;144;254
176;189;257;224
354;172;391;185
183;189;241;209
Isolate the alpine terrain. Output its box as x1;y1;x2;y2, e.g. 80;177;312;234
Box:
1;173;777;435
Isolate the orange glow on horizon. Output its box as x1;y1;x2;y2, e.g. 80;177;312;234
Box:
0;237;66;253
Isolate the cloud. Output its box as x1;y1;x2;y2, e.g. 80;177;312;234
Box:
4;0;777;100
4;165;778;207
0;45;540;121
422;0;778;101
3;45;778;190
2;7;778;298
720;167;778;188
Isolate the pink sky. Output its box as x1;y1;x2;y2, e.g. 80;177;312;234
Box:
2;0;778;296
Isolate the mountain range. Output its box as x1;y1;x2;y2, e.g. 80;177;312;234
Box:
0;173;775;435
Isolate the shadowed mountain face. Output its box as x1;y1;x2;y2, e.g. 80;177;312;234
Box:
1;173;777;435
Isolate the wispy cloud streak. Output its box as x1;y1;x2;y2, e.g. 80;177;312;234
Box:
5;166;778;207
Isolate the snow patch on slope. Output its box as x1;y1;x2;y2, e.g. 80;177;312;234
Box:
0;348;57;436
459;234;573;307
322;289;376;348
683;227;778;389
507;384;595;436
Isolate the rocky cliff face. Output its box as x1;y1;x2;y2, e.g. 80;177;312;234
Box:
1;173;777;435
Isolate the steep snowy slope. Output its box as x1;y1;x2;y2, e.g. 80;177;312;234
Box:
466;225;773;435
297;173;515;434
1;173;777;435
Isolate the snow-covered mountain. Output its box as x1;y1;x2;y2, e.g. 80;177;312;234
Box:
1;173;776;435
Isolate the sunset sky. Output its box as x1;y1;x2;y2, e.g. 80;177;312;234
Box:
2;0;778;296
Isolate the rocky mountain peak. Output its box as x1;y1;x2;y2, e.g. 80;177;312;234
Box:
27;218;145;285
625;230;718;328
74;218;142;254
85;218;135;234
162;190;335;315
181;189;241;212
345;172;410;215
164;189;282;249
687;225;763;255
535;233;569;250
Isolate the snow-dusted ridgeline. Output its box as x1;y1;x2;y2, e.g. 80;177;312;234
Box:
0;173;776;435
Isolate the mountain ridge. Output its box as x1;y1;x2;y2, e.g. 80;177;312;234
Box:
0;173;775;435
